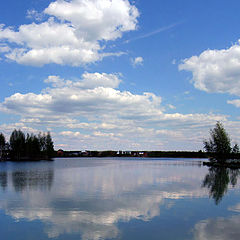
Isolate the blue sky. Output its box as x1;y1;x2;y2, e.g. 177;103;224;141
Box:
1;0;240;151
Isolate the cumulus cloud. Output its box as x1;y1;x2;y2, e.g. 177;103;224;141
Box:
131;56;143;66
26;9;44;21
0;0;139;66
0;123;40;136
179;41;240;96
44;72;122;89
227;99;240;108
44;0;139;41
0;71;235;150
1;72;163;120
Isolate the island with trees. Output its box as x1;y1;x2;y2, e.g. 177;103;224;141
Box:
203;121;240;168
201;122;240;204
0;130;54;161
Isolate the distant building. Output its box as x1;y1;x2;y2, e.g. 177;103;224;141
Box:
57;149;64;157
81;150;90;157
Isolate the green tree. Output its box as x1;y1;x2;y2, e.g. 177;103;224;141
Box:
0;133;5;149
10;129;26;161
0;133;6;160
25;133;41;159
46;132;54;158
38;132;46;152
38;132;54;159
204;122;232;162
7;130;54;161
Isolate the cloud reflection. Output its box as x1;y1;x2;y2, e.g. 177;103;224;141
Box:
0;160;209;240
193;216;240;240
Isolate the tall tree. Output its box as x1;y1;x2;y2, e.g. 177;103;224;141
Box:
0;133;5;149
0;133;6;160
46;132;54;158
10;129;26;161
26;133;41;158
204;122;232;162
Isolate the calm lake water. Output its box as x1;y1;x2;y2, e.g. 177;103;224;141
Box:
0;158;240;240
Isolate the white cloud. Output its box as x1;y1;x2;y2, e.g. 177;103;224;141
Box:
26;9;44;21
131;56;143;66
179;41;240;96
1;72;163;120
44;72;122;89
167;104;176;110
0;44;10;53
0;123;42;141
0;71;236;150
44;0;139;41
227;99;240;108
0;0;139;66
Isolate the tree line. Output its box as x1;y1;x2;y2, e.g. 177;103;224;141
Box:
0;130;54;161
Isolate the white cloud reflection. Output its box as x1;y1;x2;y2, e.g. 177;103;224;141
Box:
193;216;240;240
0;159;209;239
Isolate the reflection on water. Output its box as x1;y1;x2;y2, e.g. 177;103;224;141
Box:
0;171;7;190
202;167;240;204
0;158;239;240
193;215;240;240
12;169;54;192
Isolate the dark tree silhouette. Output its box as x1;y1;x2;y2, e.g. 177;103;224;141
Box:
46;132;54;158
8;129;54;161
0;133;6;159
203;122;239;162
10;129;26;161
26;133;41;159
0;133;5;149
38;132;54;159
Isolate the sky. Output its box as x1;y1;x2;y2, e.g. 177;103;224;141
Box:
1;0;240;151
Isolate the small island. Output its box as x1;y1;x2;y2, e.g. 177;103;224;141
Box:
0;129;54;161
203;122;240;168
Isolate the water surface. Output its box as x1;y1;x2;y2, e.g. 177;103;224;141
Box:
0;158;239;240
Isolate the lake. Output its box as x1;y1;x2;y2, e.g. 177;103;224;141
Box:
0;158;239;240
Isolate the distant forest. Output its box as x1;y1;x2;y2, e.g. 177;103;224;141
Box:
56;149;208;158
